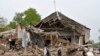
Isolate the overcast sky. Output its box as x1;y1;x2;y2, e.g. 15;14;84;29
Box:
0;0;100;42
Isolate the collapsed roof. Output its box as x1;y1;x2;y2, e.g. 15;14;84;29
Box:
35;12;90;35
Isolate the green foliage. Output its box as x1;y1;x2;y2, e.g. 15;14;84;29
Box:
8;21;16;29
13;13;24;23
9;8;41;28
93;42;100;48
0;28;6;32
24;8;41;26
0;25;11;32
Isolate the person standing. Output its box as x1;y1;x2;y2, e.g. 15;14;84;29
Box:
21;27;30;48
9;35;16;50
57;43;62;56
58;47;62;56
44;45;51;56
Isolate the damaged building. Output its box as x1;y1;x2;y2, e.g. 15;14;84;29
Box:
35;12;90;47
0;12;92;56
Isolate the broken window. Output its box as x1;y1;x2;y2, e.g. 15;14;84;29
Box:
67;38;71;42
45;40;51;46
0;35;3;38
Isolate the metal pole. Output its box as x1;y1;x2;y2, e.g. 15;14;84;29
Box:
54;0;57;12
53;0;61;20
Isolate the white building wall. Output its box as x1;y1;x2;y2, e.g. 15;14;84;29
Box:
84;28;90;43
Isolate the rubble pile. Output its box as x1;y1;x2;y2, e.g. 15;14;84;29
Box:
0;45;43;56
0;36;100;56
0;36;80;56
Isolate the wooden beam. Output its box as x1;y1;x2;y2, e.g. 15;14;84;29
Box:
41;28;64;30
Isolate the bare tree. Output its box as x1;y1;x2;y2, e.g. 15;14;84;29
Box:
0;17;6;28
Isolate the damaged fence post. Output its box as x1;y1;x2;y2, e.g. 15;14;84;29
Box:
50;34;53;45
